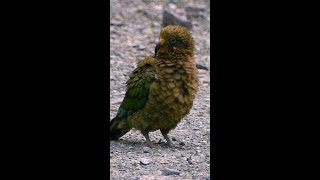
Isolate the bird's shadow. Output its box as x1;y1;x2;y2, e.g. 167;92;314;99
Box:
110;139;187;150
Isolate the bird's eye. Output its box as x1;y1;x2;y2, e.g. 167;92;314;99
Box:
171;39;176;43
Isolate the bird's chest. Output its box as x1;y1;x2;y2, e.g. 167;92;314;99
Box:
147;65;198;117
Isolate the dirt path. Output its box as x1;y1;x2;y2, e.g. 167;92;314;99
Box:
110;0;210;179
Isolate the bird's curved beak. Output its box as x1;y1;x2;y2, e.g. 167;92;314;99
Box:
154;42;160;57
154;38;165;57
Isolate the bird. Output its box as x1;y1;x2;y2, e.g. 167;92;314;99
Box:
110;25;199;148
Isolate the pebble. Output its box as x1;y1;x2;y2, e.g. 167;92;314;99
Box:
168;3;177;10
162;9;192;30
140;158;150;165
152;22;161;27
143;27;153;34
143;147;150;153
137;45;146;50
110;20;124;26
161;168;180;176
187;157;193;164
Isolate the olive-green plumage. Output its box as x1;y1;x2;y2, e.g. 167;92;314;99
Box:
110;25;199;147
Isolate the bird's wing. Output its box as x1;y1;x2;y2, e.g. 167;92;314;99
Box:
115;56;155;119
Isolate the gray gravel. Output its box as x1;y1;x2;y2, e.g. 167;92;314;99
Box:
110;0;210;179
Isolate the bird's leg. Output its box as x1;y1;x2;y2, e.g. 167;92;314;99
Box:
141;131;157;148
160;129;174;147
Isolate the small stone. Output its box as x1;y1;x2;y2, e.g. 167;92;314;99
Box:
196;149;202;154
185;5;207;19
154;5;163;11
179;142;185;146
187;157;193;164
168;3;177;10
137;45;146;50
152;22;161;27
140;158;150;165
132;43;139;48
196;63;209;70
185;5;206;13
161;167;180;176
110;20;124;26
160;159;169;164
143;147;150;153
162;9;192;30
143;27;153;34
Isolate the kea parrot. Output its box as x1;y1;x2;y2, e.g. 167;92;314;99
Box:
110;25;199;148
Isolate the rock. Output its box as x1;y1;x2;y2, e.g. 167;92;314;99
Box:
138;175;167;180
179;142;185;146
143;147;150;153
196;63;209;70
161;167;180;176
162;8;192;30
152;22;161;28
137;45;146;50
154;5;163;11
132;41;141;47
185;5;206;19
168;3;177;10
159;159;169;164
187;157;193;164
142;27;153;34
111;20;124;26
140;158;150;165
143;9;162;21
186;5;206;12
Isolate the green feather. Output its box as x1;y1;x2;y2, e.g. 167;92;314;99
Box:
115;56;155;119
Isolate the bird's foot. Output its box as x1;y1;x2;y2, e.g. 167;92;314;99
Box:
166;141;175;148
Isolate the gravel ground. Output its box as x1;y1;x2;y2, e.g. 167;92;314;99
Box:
110;0;210;179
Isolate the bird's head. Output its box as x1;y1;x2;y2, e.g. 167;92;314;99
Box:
155;25;194;58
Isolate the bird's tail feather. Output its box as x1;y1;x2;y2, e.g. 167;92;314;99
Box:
110;117;132;140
